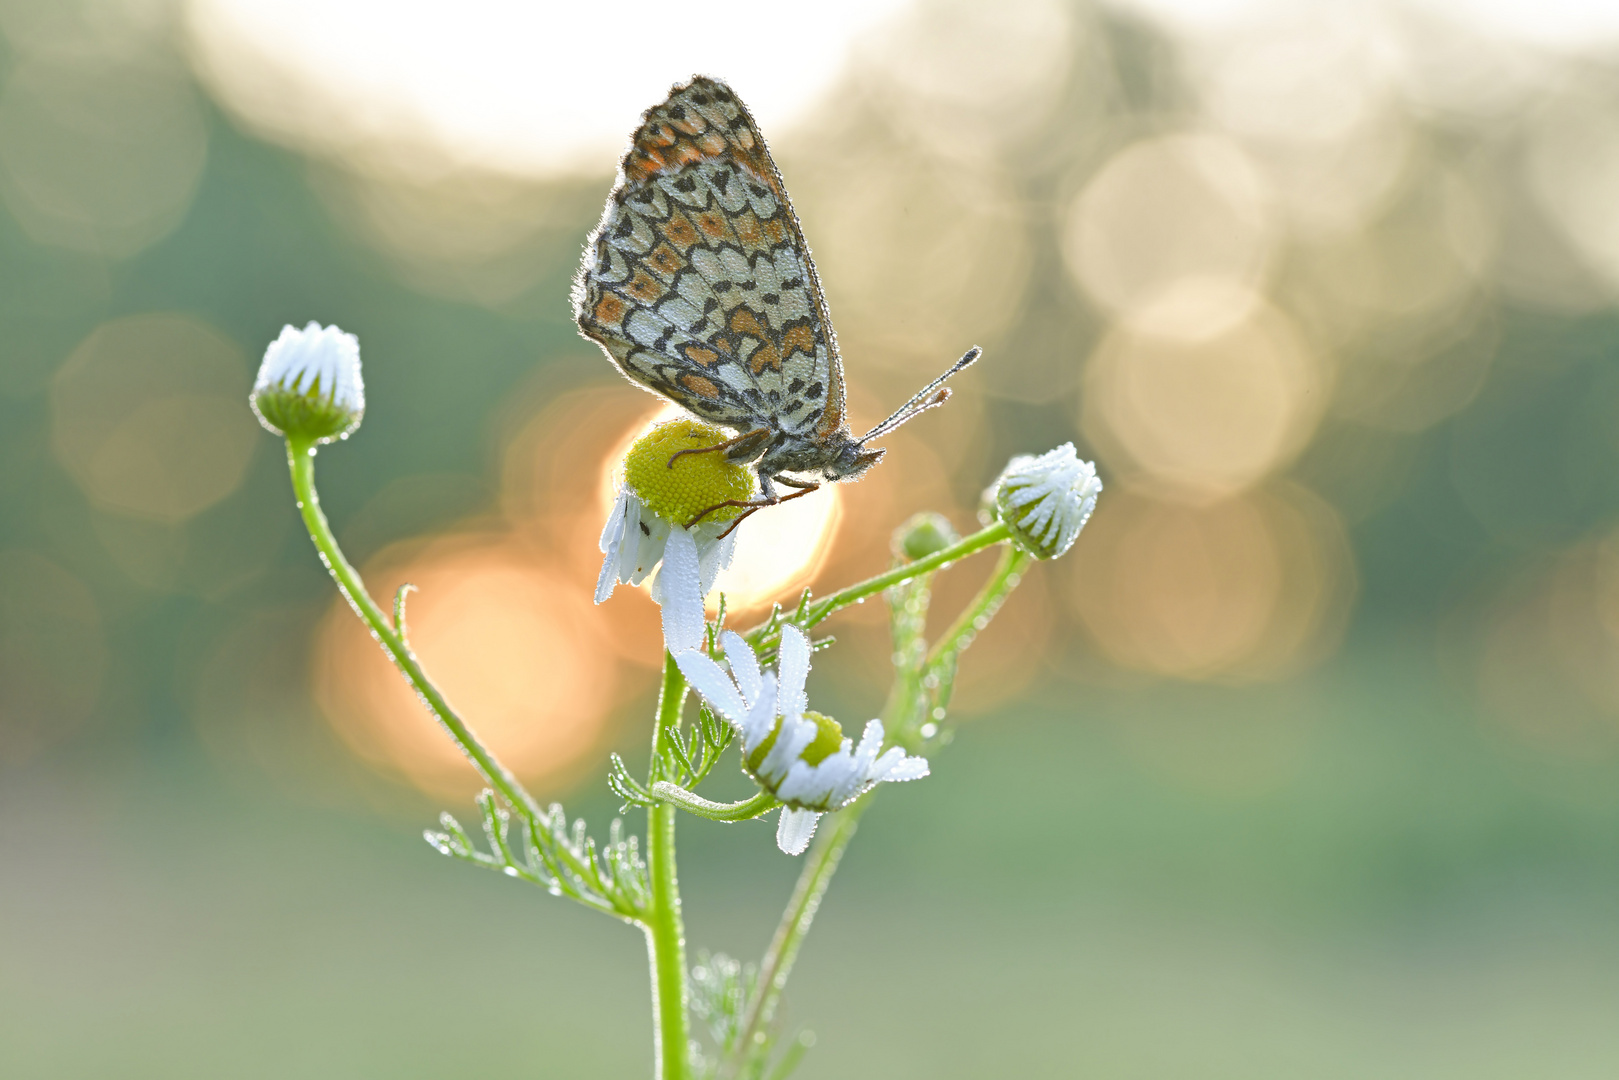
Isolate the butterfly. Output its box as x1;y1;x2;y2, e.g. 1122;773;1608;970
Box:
574;75;980;528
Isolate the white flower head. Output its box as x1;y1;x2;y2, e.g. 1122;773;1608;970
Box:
992;443;1101;560
250;321;365;443
596;419;756;654
597;487;738;653
676;625;930;855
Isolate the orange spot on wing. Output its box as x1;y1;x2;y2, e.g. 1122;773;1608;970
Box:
729;309;768;338
697;211;734;242
663;213;699;250
733;211;763;250
730;310;782;373
681;373;721;399
815;397;843;439
650;243;685;276
749;342;783;374
593;294;627;326
684;345;719;367
762;217;786;245
732;148;777;190
781;324;817;359
628;271;666;303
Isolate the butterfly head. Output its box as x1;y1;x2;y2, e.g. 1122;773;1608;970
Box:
822;438;885;482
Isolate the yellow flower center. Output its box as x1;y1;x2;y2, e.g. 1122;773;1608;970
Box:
746;710;846;775
623;420;756;525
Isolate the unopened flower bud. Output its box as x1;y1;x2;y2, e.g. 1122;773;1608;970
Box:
893;512;959;562
250;322;365;444
992;443;1101;559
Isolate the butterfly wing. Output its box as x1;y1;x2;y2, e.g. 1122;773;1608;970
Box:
574;76;849;442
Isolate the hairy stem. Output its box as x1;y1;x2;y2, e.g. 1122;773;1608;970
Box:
916;543;1034;737
288;440;539;817
727;534;1031;1074
646;652;692;1080
286;440;616;907
722;802;865;1080
651;783;780;823
744;521;1010;649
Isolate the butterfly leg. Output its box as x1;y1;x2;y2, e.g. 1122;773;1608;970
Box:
666;427;773;469
685;475;821;532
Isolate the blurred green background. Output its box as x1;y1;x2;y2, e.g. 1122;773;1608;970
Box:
7;0;1619;1076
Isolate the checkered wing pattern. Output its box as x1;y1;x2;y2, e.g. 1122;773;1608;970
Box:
574;76;848;443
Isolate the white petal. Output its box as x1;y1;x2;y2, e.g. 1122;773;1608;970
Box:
595;495;630;604
740;674;778;751
854;719;885;759
881;756;931;783
774;758;829;805
658;527;706;655
773;759;819;804
825;721;886;805
715;526;738;574
675;650;747;723
257;322;363;412
850;720;885;775
720;630;760;706
630;511;671;586
776;808;822;855
694;523;735;597
599;488;630;554
777;624;811;721
758;714;816;784
778;745;857;807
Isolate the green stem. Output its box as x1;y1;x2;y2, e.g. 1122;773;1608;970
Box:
927;543;1032;671
646;652;691;1080
914;544;1034;737
802;520;1009;628
286;440;541;820
745;522;1010;648
722;800;866;1079
725;532;1032;1075
651;783;779;823
286;440;623;911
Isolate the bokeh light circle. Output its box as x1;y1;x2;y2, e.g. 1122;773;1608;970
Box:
0;550;106;763
51;314;259;523
1066;485;1356;682
1473;529;1619;759
1065;132;1273;340
1081;302;1326;500
315;536;619;797
0;52;207;258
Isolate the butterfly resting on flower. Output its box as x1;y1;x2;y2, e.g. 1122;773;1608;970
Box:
574;75;980;531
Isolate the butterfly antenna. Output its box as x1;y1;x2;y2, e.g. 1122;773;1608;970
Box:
859;346;983;444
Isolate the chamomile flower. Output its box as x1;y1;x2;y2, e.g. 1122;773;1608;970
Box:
597;419;758;654
676;625;930;855
992;443;1102;560
250;322;365;443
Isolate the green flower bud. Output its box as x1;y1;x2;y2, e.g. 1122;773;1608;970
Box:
993;443;1102;559
892;511;960;562
250;322;365;444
